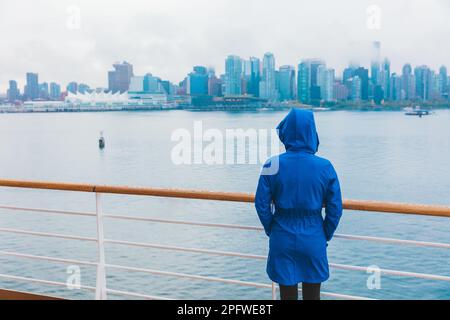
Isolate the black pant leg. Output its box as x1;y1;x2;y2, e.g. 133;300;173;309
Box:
302;282;321;300
279;284;299;300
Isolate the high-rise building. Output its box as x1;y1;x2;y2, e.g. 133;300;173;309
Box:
49;82;61;100
278;65;296;101
297;61;311;103
7;80;20;102
224;55;242;96
380;58;390;100
39;82;49;99
108;61;134;93
317;66;335;102
373;85;384;104
178;78;188;95
24;72;39;100
354;67;369;100
259;53;277;100
389;73;402;101
241;60;251;95
351;76;362;101
430;72;441;100
401;64;415;100
129;76;145;92
129;73;168;100
188;66;209;96
333;81;349;101
208;73;223;97
143;73;164;93
160;80;174;95
414;65;431;100
370;41;381;85
246;57;260;97
439;66;448;98
343;66;356;82
309;59;326;101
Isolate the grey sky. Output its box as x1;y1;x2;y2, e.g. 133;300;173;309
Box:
0;0;449;92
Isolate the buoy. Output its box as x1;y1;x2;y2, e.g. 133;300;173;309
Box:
99;131;105;149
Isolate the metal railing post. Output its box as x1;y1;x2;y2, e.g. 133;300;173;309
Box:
95;192;107;300
271;282;276;300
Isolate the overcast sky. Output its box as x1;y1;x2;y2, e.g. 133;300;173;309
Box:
0;0;449;92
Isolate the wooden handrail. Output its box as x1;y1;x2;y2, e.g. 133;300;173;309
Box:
0;288;63;300
0;179;449;218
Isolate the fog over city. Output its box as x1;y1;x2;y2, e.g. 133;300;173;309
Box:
0;0;449;92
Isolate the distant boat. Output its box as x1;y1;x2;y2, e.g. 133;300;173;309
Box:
312;107;331;112
99;132;105;149
404;106;431;117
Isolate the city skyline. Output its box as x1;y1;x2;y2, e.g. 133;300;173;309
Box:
4;50;449;105
1;0;449;92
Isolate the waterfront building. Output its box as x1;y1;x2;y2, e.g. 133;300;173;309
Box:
24;72;39;100
129;74;168;100
7;80;20;102
259;52;278;101
187;66;209;96
49;82;61;100
143;73;164;94
224;55;242;96
108;61;134;93
127;77;178;104
67;82;78;94
65;91;128;105
129;76;145;92
297;61;311;103
160;80;175;96
278;65;296;101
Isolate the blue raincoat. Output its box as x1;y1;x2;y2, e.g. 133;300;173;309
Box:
255;109;342;285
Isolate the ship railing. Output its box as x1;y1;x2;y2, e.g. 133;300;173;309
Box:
0;179;449;300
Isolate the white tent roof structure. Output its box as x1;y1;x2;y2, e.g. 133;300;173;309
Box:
65;91;129;103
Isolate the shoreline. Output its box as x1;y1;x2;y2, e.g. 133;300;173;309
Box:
1;103;449;114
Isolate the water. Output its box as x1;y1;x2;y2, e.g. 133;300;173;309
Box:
0;109;449;299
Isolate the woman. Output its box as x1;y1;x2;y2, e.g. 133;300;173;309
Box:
255;108;343;300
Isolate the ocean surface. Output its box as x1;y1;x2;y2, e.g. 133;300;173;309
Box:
0;109;449;299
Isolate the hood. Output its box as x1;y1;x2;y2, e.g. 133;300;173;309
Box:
276;108;320;153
